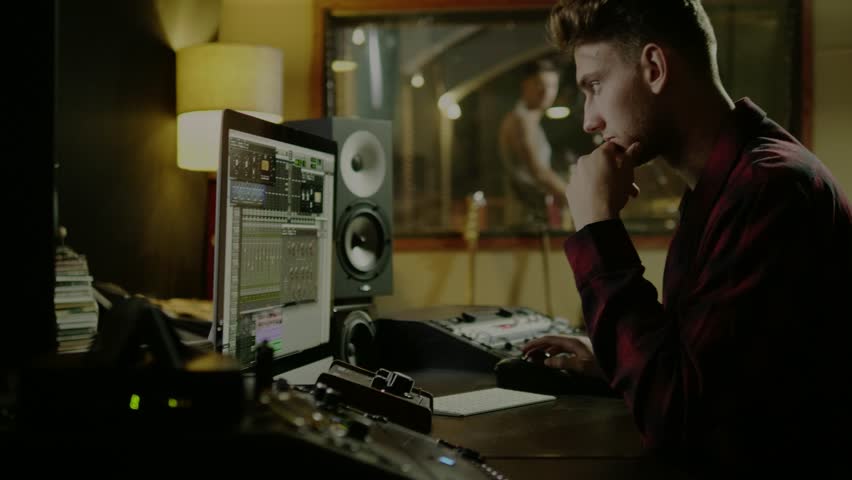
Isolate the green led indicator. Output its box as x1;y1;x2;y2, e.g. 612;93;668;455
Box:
168;398;178;408
129;394;141;411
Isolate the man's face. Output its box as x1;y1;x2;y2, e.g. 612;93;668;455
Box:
522;71;560;110
575;42;660;161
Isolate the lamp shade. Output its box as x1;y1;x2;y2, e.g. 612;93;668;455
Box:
176;43;283;171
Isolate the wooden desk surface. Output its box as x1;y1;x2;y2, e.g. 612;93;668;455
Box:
407;368;690;479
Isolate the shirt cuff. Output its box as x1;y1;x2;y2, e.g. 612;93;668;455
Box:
563;219;642;287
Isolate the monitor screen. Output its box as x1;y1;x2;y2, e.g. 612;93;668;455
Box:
213;110;337;374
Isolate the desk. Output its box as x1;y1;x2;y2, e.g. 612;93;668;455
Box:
408;368;689;480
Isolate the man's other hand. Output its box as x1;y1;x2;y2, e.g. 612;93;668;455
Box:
521;335;604;379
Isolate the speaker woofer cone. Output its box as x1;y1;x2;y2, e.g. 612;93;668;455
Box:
338;202;390;281
338;309;376;366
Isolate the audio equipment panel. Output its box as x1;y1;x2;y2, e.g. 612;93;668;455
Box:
430;306;578;355
317;360;433;434
363;306;585;373
246;379;506;479
363;306;617;398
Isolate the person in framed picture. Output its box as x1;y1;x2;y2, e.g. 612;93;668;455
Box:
498;58;570;230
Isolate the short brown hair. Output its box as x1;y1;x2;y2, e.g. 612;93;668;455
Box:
522;58;559;79
548;0;718;78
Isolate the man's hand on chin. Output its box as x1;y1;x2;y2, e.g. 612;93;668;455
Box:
566;141;641;231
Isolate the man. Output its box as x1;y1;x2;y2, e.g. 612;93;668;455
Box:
522;0;852;470
498;58;567;229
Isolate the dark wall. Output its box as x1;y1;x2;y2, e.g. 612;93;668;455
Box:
3;2;58;370
55;0;208;298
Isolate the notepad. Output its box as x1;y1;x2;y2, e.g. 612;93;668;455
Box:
432;388;556;417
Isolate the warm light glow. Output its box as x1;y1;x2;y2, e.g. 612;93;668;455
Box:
331;60;358;73
367;27;383;110
446;104;462;120
546;106;571;119
177;110;283;171
176;43;283;171
155;0;220;51
411;73;425;88
438;92;461;119
352;27;366;46
438;93;456;110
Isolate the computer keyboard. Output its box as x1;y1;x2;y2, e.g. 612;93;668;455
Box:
432;387;555;417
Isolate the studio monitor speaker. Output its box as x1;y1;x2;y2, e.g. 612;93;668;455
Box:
330;302;377;368
283;117;394;302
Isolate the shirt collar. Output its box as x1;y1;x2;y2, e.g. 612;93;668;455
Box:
680;97;767;226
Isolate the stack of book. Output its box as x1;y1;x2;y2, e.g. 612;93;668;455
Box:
54;248;99;354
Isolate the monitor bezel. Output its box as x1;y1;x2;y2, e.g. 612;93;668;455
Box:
213;109;338;377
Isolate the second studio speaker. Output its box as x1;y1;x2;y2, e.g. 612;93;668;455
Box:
284;117;394;302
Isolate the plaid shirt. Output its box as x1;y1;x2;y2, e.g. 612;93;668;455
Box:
564;98;852;466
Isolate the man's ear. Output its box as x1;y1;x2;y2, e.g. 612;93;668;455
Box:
640;43;667;95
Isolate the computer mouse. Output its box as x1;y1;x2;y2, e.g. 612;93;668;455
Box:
494;356;618;398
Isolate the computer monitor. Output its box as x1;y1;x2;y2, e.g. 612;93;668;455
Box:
212;110;337;376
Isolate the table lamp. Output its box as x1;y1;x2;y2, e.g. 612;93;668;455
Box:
176;42;283;171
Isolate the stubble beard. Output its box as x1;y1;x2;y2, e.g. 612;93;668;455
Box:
627;87;658;167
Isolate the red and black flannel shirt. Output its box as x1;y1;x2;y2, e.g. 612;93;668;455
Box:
564;98;852;466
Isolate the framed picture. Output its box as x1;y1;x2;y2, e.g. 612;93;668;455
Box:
314;0;810;241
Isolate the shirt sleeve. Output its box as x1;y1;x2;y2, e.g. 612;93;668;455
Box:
563;175;813;456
